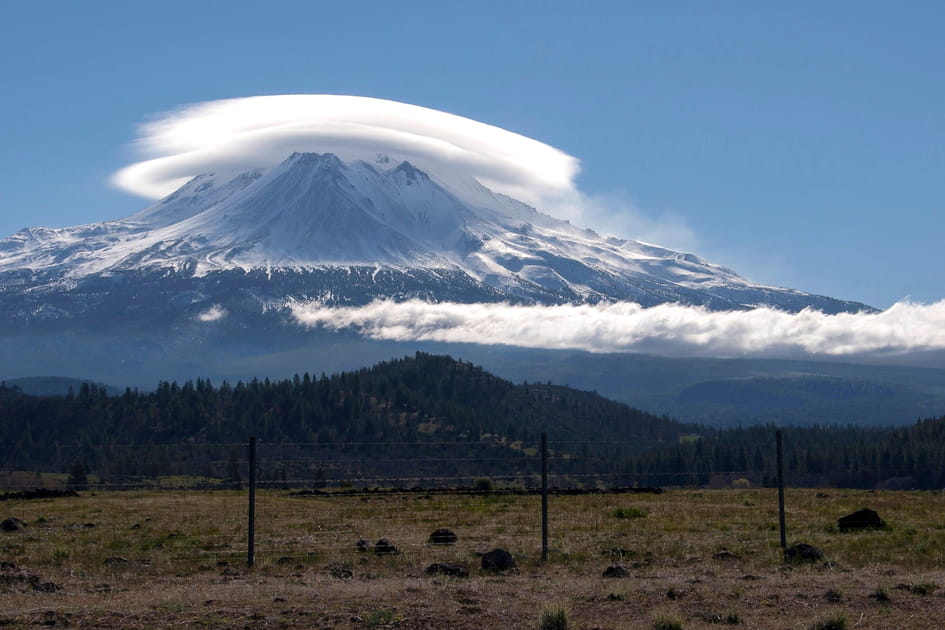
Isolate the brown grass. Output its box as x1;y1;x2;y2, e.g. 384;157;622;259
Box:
1;487;944;628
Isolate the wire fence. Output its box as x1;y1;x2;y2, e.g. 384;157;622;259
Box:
6;430;945;571
3;433;941;493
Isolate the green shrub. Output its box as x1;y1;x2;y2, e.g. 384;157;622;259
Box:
808;612;846;630
653;614;684;630
538;605;569;630
365;609;395;627
909;582;938;595
611;507;648;519
869;586;890;602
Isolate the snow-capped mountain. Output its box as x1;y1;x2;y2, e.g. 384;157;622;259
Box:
0;152;868;321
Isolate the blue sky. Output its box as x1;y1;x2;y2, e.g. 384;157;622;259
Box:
1;1;942;309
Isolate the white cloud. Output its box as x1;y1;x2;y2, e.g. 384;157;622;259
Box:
111;94;580;212
570;190;702;253
196;305;227;323
110;95;702;247
288;299;945;359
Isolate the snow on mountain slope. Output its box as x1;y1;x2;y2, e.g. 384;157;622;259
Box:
0;153;870;313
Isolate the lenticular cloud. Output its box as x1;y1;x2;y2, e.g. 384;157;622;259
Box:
289;299;945;359
111;95;580;209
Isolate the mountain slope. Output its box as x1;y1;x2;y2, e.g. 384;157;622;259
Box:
0;152;869;316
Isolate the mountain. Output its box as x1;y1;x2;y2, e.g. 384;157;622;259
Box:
1;151;897;420
0;152;869;329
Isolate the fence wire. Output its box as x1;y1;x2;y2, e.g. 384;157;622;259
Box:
5;436;945;574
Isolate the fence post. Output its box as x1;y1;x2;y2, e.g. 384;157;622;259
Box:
248;436;256;568
541;432;549;562
776;430;786;551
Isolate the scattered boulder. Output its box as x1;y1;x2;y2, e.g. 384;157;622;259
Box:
355;538;369;552
40;611;70;626
326;562;353;579
481;548;516;572
103;556;129;565
1;517;26;532
428;528;458;545
374;538;398;555
0;561;59;592
838;508;886;531
784;543;823;563
426;562;469;577
602;565;630;578
32;580;59;593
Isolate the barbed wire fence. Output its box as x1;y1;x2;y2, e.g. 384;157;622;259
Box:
3;430;942;570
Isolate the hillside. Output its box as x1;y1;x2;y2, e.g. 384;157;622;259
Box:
6;352;945;490
0;352;693;483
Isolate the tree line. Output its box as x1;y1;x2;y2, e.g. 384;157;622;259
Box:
2;352;944;489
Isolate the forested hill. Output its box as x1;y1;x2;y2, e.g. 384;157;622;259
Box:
624;416;945;489
5;354;945;490
1;352;693;474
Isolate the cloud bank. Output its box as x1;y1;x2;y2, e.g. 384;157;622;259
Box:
111;94;580;212
289;299;945;360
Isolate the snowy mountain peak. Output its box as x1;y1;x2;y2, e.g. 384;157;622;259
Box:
0;153;871;313
284;151;344;169
391;160;428;185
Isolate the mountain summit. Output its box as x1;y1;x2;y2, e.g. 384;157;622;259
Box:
0;152;868;315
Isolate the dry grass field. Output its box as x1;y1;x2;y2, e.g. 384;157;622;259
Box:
2;487;944;629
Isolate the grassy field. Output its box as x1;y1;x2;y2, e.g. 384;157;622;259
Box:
2;487;944;629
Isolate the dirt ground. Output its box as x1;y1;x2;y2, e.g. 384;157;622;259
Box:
2;488;944;628
4;553;945;628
